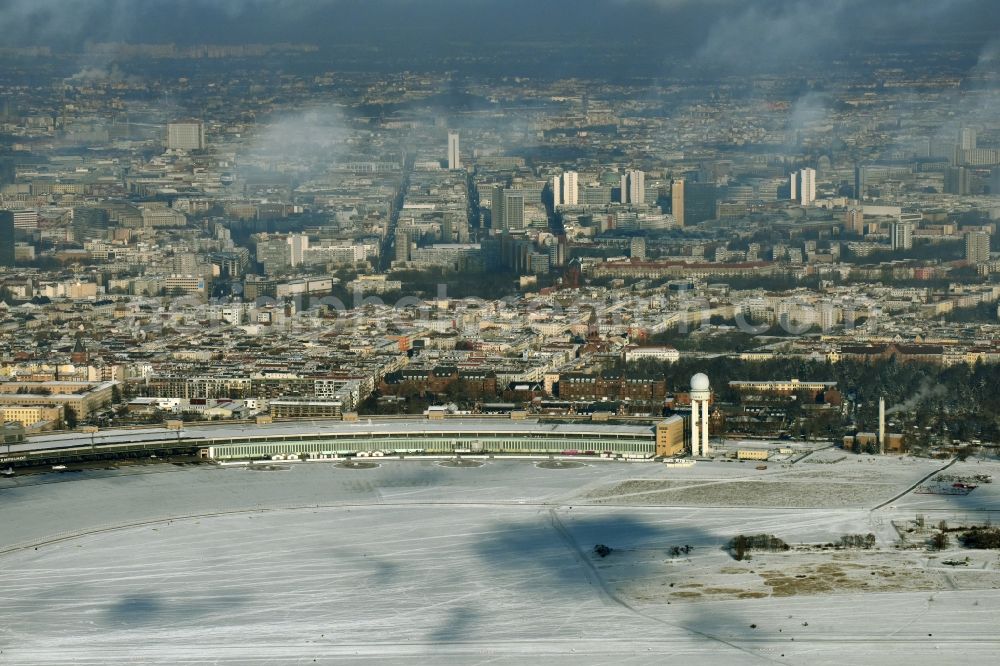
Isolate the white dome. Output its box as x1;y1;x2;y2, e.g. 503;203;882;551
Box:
690;373;710;391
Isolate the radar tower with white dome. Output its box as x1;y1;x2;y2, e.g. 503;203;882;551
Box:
690;373;711;457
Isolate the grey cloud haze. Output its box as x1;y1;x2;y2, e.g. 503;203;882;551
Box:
0;0;997;78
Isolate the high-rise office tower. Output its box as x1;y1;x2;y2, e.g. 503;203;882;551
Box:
854;165;865;201
394;229;411;262
551;174;562;207
671;179;685;227
630;237;646;260
804;168;817;205
630;170;645;205
546;236;567;268
442;215;453;243
960;127;977;151
502;190;525;231
286;234;309;267
685;183;718;225
845;207;864;235
72;207;110;243
890;221;914;251
490;184;505;230
167;119;205;151
447;131;460;170
944;166;970;195
563;171;579;205
621;169;644;205
791;168;816;206
256;235;293;274
966;230;990;264
0;211;14;267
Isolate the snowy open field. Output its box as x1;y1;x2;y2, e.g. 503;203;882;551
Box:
3;456;1000;664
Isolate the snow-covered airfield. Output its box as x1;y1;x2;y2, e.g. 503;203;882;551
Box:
3;453;1000;664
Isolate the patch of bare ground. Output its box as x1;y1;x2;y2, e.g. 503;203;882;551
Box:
615;551;948;605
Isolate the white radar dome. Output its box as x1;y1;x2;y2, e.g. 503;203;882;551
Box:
690;373;710;391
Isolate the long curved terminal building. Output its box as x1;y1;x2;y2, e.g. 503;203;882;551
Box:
2;415;687;466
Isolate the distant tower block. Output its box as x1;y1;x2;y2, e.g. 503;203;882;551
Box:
790;168;816;206
447;131;460;170
671;179;685;227
690;373;711;457
563;170;579;206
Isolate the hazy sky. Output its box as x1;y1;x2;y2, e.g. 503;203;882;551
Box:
1;0;998;71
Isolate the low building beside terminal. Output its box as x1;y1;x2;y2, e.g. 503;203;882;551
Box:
269;399;344;419
737;449;770;461
655;415;685;457
0;381;116;419
0;405;63;429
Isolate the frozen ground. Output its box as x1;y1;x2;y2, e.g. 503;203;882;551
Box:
586;455;940;508
3;457;1000;664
